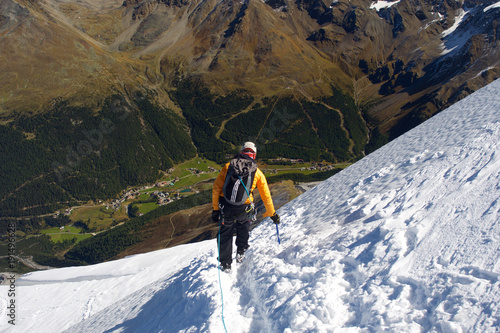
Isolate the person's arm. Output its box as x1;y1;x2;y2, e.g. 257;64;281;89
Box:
212;164;229;211
255;169;276;217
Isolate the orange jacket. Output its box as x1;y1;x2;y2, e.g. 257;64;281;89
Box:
212;162;276;217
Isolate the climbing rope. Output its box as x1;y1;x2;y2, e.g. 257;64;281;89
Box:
217;221;229;333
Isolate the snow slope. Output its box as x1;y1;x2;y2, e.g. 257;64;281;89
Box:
2;79;500;332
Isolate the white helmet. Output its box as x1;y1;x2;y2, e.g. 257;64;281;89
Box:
241;141;257;153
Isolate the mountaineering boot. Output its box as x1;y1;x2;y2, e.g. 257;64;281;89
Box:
236;252;245;263
236;245;248;264
236;247;247;264
220;262;231;272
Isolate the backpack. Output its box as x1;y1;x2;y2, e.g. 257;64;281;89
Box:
222;155;258;206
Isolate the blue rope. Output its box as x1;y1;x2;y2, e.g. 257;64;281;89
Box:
217;221;229;333
236;174;251;199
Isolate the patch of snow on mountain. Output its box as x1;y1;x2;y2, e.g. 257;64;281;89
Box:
370;0;401;11
442;8;469;38
484;1;500;12
440;8;474;55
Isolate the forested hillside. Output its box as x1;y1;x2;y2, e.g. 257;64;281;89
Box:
0;94;196;219
174;80;371;163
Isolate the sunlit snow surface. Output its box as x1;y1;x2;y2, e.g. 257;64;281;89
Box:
370;1;400;11
485;2;500;12
2;79;500;332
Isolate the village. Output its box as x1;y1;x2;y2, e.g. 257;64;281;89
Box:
262;161;339;174
48;157;341;227
104;163;217;210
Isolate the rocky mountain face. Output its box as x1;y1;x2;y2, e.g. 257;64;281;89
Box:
0;0;499;217
2;0;498;127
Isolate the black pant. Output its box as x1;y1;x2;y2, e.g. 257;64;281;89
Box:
218;216;250;265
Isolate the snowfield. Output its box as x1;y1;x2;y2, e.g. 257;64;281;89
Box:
2;79;500;332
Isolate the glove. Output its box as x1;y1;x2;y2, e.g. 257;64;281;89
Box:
212;210;220;223
270;213;280;225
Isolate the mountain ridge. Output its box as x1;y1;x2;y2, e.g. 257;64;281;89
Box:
2;0;499;122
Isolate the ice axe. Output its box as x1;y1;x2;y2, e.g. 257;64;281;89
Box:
275;224;281;244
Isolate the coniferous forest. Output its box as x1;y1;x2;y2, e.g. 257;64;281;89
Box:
0;94;196;219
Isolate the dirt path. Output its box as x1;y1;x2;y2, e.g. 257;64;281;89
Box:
215;99;259;141
163;213;176;248
0;255;52;271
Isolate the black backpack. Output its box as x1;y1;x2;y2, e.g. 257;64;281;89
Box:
222;155;258;206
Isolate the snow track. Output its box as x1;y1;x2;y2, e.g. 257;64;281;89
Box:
235;259;273;332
